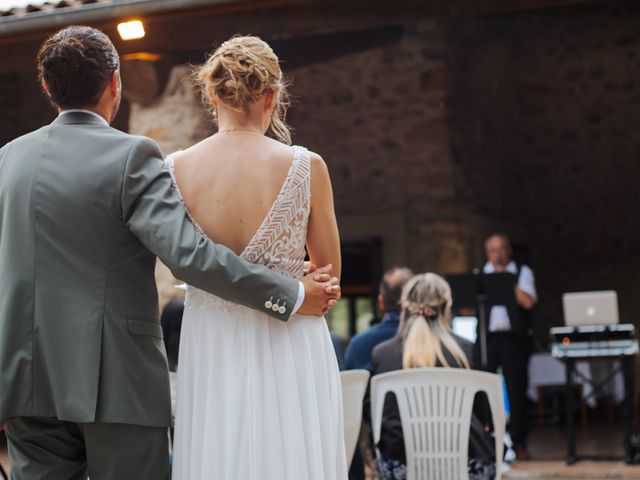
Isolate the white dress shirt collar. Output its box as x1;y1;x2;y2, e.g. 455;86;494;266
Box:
483;260;517;274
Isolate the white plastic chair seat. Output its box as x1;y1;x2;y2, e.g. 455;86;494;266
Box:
371;368;505;480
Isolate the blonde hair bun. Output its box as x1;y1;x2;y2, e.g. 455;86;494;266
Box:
195;35;292;144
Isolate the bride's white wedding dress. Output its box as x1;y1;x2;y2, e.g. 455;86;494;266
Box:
167;146;347;480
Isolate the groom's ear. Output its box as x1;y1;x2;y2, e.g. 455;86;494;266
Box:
109;70;121;97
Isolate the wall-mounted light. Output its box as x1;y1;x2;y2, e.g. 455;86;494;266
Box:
122;52;161;62
117;20;145;41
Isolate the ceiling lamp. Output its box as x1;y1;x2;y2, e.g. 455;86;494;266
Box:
117;20;145;41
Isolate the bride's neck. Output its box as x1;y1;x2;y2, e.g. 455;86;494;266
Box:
216;105;267;134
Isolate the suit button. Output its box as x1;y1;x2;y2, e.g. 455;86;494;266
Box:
265;300;272;309
271;304;279;312
279;306;286;314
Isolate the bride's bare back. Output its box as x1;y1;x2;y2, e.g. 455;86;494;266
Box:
171;131;341;279
173;133;295;256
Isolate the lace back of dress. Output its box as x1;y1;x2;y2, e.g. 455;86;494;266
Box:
241;146;311;279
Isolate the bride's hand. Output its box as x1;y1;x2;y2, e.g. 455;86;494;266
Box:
298;264;340;316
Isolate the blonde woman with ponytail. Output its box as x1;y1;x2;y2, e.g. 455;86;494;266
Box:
400;273;470;370
371;273;497;480
167;36;346;479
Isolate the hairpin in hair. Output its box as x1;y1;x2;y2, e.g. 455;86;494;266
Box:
407;302;439;321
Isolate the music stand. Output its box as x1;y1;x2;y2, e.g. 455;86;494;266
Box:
447;272;520;368
480;272;518;315
447;274;486;365
480;272;519;359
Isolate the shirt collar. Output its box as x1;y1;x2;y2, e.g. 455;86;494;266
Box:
58;109;109;127
483;260;517;274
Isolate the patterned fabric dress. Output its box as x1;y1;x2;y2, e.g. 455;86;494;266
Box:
167;146;347;480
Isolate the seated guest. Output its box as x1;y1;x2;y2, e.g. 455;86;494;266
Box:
345;267;414;370
372;273;496;480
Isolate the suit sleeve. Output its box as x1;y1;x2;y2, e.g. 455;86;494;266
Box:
120;137;299;321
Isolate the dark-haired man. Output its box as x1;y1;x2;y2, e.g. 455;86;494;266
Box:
345;267;414;371
0;26;339;479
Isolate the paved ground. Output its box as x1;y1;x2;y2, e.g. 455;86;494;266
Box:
503;421;640;479
2;423;639;479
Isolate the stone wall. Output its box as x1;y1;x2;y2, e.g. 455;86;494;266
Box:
287;20;472;275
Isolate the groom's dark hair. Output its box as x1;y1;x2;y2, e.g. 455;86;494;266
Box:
37;25;120;109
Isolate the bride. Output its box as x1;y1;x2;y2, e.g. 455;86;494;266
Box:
169;36;348;479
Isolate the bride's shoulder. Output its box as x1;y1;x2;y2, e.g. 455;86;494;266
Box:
296;147;326;174
167;136;214;162
164;138;208;168
291;144;323;165
293;147;331;194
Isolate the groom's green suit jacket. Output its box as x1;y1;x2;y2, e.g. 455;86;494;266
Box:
0;112;298;427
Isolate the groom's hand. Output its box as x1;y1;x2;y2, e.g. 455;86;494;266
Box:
299;264;340;316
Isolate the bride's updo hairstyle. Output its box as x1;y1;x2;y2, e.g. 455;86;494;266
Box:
195;35;292;145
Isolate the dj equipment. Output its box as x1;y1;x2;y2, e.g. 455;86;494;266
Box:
550;324;638;359
549;323;638;464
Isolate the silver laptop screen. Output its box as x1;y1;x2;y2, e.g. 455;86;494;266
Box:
562;290;619;326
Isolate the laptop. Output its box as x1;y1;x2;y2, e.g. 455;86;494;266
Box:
451;316;478;343
562;290;619;326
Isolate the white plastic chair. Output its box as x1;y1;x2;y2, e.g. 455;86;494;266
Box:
340;369;371;467
371;368;505;480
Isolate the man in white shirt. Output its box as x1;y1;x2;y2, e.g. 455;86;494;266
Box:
482;233;537;461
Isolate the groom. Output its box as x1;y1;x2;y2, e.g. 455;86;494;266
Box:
0;26;339;479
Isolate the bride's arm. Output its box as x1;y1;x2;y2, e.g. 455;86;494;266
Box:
306;152;341;280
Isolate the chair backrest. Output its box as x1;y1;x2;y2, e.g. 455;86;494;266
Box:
371;368;505;480
340;369;371;468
